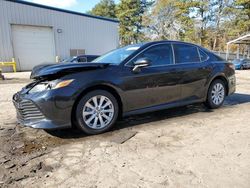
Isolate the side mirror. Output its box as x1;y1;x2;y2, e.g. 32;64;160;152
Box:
132;58;151;72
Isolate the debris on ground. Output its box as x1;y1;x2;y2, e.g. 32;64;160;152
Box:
0;71;250;187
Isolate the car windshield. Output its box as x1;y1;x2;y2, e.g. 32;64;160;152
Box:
93;44;143;65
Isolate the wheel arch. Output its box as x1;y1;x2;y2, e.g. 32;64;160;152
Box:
71;84;123;126
207;74;229;97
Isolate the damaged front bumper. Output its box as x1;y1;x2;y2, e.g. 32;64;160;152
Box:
12;86;75;129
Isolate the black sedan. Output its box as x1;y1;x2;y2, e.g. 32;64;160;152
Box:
13;41;236;135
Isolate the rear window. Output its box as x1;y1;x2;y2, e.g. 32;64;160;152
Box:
199;49;209;61
173;44;200;64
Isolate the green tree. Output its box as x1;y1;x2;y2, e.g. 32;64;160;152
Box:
175;1;197;42
116;0;152;45
206;0;234;51
144;0;196;41
145;0;182;40
214;0;249;53
234;0;250;33
89;0;249;52
189;0;211;47
88;0;117;19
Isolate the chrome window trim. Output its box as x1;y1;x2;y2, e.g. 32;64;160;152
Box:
124;42;210;68
197;47;202;62
171;43;176;64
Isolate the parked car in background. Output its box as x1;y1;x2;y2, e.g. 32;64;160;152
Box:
61;55;99;63
232;59;250;70
13;41;236;135
31;55;100;78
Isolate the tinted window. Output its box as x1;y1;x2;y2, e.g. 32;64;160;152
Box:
78;57;87;62
174;44;200;64
131;44;173;66
88;56;98;62
199;49;209;61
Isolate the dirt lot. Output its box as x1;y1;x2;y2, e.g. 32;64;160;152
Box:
0;71;250;188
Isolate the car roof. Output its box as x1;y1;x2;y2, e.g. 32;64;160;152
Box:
75;55;99;58
141;40;207;51
143;40;200;46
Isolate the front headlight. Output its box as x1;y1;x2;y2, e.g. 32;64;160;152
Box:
54;79;74;89
28;79;74;93
29;82;50;93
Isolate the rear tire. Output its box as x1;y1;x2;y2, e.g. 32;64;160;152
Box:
75;90;119;135
205;79;226;109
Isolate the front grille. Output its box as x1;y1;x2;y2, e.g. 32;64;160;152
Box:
13;100;45;122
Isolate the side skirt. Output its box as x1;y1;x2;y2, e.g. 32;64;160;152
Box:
123;99;204;117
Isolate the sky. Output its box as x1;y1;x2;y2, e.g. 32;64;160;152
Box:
24;0;120;13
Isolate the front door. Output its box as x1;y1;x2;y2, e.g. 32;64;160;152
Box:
121;43;181;112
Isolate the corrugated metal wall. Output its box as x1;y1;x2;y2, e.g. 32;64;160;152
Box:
0;0;119;63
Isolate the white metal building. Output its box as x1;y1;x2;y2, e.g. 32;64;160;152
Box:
0;0;119;71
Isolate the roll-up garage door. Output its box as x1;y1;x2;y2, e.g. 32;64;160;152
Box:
12;25;56;71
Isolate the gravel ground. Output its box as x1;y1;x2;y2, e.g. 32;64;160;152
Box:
0;70;250;188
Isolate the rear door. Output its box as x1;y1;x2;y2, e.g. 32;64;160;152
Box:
172;43;212;101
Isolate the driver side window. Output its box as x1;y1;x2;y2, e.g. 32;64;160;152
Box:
78;57;87;62
130;44;173;66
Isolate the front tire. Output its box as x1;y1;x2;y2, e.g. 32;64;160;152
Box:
75;90;119;135
205;79;226;109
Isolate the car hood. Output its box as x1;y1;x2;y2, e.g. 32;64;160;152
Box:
30;62;110;80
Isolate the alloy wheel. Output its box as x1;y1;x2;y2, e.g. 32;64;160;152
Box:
82;95;114;129
211;83;225;105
